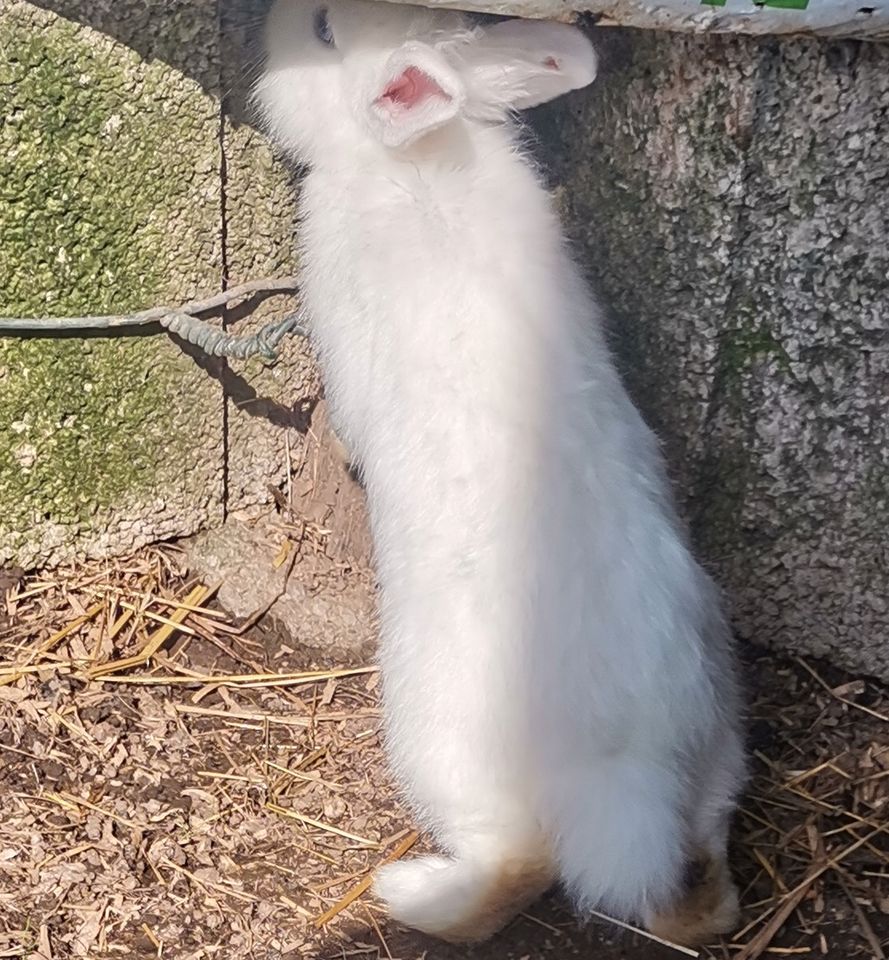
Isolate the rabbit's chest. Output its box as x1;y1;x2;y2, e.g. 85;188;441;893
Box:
300;169;557;462
306;178;499;347
305;243;490;456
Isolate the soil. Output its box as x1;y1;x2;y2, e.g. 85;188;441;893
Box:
1;547;887;960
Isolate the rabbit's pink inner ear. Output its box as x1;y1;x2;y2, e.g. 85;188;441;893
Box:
368;45;465;148
377;66;450;111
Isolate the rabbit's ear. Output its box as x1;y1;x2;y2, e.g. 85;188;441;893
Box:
466;20;596;112
368;43;466;148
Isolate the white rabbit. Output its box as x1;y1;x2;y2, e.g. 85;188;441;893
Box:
254;0;745;945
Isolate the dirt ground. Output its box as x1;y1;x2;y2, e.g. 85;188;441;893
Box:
1;545;888;960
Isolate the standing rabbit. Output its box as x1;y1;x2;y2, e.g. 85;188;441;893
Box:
254;0;745;945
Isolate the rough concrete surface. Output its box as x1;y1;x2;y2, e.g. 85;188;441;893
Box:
0;0;225;568
1;1;886;679
0;0;359;573
186;515;376;661
187;397;375;660
217;5;318;517
378;0;889;40
536;30;889;678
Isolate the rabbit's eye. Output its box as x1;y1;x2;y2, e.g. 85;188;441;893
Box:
313;8;335;46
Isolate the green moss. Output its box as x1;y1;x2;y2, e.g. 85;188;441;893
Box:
0;7;221;556
0;337;192;529
714;318;794;384
0;10;216;315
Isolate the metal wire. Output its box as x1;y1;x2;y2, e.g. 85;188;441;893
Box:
0;277;306;361
160;311;306;360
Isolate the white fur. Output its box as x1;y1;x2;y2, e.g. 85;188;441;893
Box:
255;0;744;939
375;857;510;937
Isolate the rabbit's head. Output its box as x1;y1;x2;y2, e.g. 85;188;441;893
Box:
255;0;596;163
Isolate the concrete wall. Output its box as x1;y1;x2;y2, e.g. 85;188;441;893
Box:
2;2;886;679
0;0;316;569
536;30;889;678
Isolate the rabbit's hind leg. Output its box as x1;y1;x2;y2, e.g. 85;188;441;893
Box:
645;733;744;946
374;840;555;943
645;846;739;946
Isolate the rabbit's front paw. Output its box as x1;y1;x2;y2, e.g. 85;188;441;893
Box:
374;851;553;943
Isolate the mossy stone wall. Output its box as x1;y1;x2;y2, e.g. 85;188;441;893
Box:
538;31;889;678
2;2;886;679
0;0;311;568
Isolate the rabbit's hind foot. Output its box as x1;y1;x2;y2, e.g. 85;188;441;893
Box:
374;849;555;943
645;850;740;947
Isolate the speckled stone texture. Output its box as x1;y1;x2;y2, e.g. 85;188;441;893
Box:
0;0;225;568
217;2;319;517
3;2;886;679
0;0;346;571
536;31;888;678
